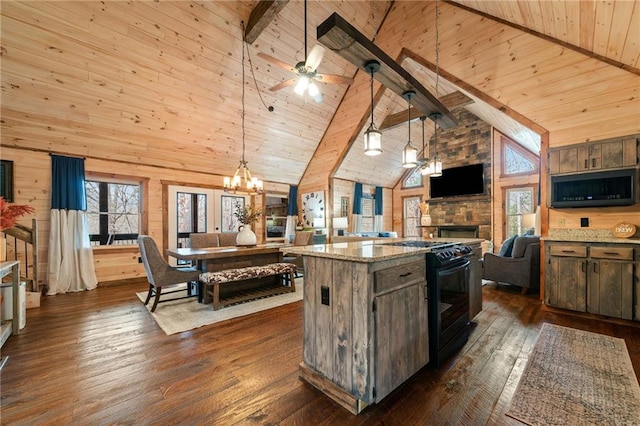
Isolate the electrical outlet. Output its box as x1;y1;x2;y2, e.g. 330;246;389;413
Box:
559;217;566;227
581;217;589;227
321;286;330;306
138;256;143;263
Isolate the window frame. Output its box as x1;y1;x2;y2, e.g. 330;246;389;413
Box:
85;172;148;247
500;137;539;178
402;168;423;189
503;184;538;238
403;195;421;237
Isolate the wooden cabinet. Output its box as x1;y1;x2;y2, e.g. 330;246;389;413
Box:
300;254;428;414
468;243;483;319
545;244;587;312
548;136;638;174
587;247;634;319
545;242;636;320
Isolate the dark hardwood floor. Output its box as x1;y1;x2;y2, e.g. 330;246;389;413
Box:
1;281;638;425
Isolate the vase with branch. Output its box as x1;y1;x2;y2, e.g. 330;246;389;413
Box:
233;203;264;246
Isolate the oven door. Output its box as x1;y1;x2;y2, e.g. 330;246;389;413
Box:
437;259;470;346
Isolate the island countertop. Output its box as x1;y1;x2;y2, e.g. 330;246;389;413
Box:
281;238;484;263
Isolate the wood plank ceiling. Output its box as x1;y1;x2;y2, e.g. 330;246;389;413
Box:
1;1;638;189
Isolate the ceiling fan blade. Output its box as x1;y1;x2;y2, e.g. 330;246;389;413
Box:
269;78;296;92
305;45;325;72
257;52;296;73
315;73;354;85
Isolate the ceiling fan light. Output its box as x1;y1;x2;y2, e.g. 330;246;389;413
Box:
308;81;320;97
294;76;309;95
402;141;418;168
364;127;382;156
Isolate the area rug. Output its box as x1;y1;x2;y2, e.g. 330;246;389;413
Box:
136;279;303;335
506;323;640;425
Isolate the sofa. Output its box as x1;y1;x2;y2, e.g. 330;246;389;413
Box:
482;235;541;294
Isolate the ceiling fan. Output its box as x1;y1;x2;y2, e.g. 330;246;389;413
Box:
257;0;353;102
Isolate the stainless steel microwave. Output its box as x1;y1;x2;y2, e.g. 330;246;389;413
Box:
550;168;637;208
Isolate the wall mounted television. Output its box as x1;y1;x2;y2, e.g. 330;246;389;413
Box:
430;163;485;199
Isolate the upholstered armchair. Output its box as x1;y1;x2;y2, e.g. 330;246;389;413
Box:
483;235;541;294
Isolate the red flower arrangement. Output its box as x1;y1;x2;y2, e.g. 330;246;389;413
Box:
0;196;35;231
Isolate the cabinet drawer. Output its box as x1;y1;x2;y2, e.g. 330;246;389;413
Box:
590;246;634;260
375;260;426;294
549;245;587;257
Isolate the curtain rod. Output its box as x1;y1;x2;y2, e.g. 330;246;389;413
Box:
48;152;86;159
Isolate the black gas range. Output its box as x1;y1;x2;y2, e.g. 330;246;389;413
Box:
383;239;472;367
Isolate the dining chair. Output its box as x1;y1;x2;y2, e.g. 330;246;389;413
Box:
283;231;313;277
137;235;201;312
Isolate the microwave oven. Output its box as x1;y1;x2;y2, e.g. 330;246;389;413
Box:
550;168;637;208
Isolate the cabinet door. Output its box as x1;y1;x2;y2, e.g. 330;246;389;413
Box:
374;283;428;402
577;145;590;170
559;147;579;173
468;246;482;319
600;140;624;169
622;138;638;167
546;256;587;312
588;259;633;319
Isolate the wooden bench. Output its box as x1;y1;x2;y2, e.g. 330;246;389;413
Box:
199;263;296;310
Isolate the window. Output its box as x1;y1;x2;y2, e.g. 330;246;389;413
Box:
504;186;536;238
501;138;539;177
86;180;141;246
403;196;421;237
177;192;207;249
403;168;422;188
360;196;374;233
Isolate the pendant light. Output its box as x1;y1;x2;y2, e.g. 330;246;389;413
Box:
428;112;443;177
364;60;382;156
223;21;263;195
402;90;418;168
429;0;443;178
420;116;433;176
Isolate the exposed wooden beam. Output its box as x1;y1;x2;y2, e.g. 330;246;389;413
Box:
244;0;289;44
317;13;457;129
380;91;474;130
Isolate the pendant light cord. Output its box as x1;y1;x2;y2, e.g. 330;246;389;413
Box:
241;21;246;163
369;69;375;128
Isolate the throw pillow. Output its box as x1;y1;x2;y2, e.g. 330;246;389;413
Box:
498;235;517;257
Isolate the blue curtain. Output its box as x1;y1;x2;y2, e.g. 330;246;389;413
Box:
287;185;298;215
352;182;363;233
352;183;363;214
47;154;97;294
374;186;383;232
51;155;87;210
285;185;299;243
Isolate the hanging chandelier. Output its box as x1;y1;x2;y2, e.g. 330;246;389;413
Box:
223;22;263;195
364;60;382;156
401;90;418;168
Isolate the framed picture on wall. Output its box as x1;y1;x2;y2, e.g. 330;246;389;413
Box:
0;160;14;202
221;195;244;232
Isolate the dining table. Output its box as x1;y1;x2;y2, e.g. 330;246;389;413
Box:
166;243;292;304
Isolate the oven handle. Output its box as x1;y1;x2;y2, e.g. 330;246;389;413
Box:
437;259;470;276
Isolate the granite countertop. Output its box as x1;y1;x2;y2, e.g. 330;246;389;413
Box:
280;238;484;263
543;228;640;245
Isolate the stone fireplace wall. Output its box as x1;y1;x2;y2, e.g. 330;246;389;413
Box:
396;109;493;241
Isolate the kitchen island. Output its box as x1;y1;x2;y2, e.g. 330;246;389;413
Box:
281;238;483;414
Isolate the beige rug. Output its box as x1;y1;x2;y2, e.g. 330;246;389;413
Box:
136;279;303;335
506;323;640;425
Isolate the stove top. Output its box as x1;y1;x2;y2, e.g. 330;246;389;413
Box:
381;240;457;249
